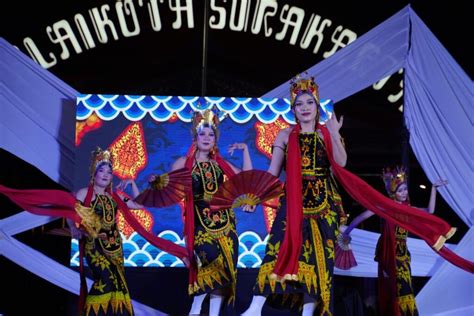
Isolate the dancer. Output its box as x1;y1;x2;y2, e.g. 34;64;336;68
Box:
68;147;144;315
240;73;473;316
242;74;348;316
145;108;253;316
0;146;190;315
341;167;447;316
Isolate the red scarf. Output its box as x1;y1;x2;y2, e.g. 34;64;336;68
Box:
0;184;188;259
320;126;473;273
377;219;400;316
272;125;303;279
0;184;79;221
272;125;474;279
183;144;236;291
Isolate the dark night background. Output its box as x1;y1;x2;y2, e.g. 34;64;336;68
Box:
0;1;471;315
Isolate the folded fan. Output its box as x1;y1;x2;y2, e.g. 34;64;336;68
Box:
335;225;357;270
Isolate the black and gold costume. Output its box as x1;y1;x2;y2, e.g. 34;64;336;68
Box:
254;132;346;315
190;161;238;303
83;194;133;316
394;226;418;315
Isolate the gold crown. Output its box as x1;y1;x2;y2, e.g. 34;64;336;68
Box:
89;147;113;177
382;166;407;195
290;73;320;106
191;104;223;136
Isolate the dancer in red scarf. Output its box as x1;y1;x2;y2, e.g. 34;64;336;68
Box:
341;167;447;316
241;75;473;316
242;75;348;316
147;108;253;316
0;147;189;315
69;147;145;315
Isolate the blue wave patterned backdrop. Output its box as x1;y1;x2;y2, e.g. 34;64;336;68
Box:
76;95;333;124
72;94;333;267
70;231;269;268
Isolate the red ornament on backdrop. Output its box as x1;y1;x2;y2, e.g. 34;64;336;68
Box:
110;122;148;180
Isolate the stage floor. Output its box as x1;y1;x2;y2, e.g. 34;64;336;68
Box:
0;255;429;315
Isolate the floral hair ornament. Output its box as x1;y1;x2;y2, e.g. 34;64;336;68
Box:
382;166;408;197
